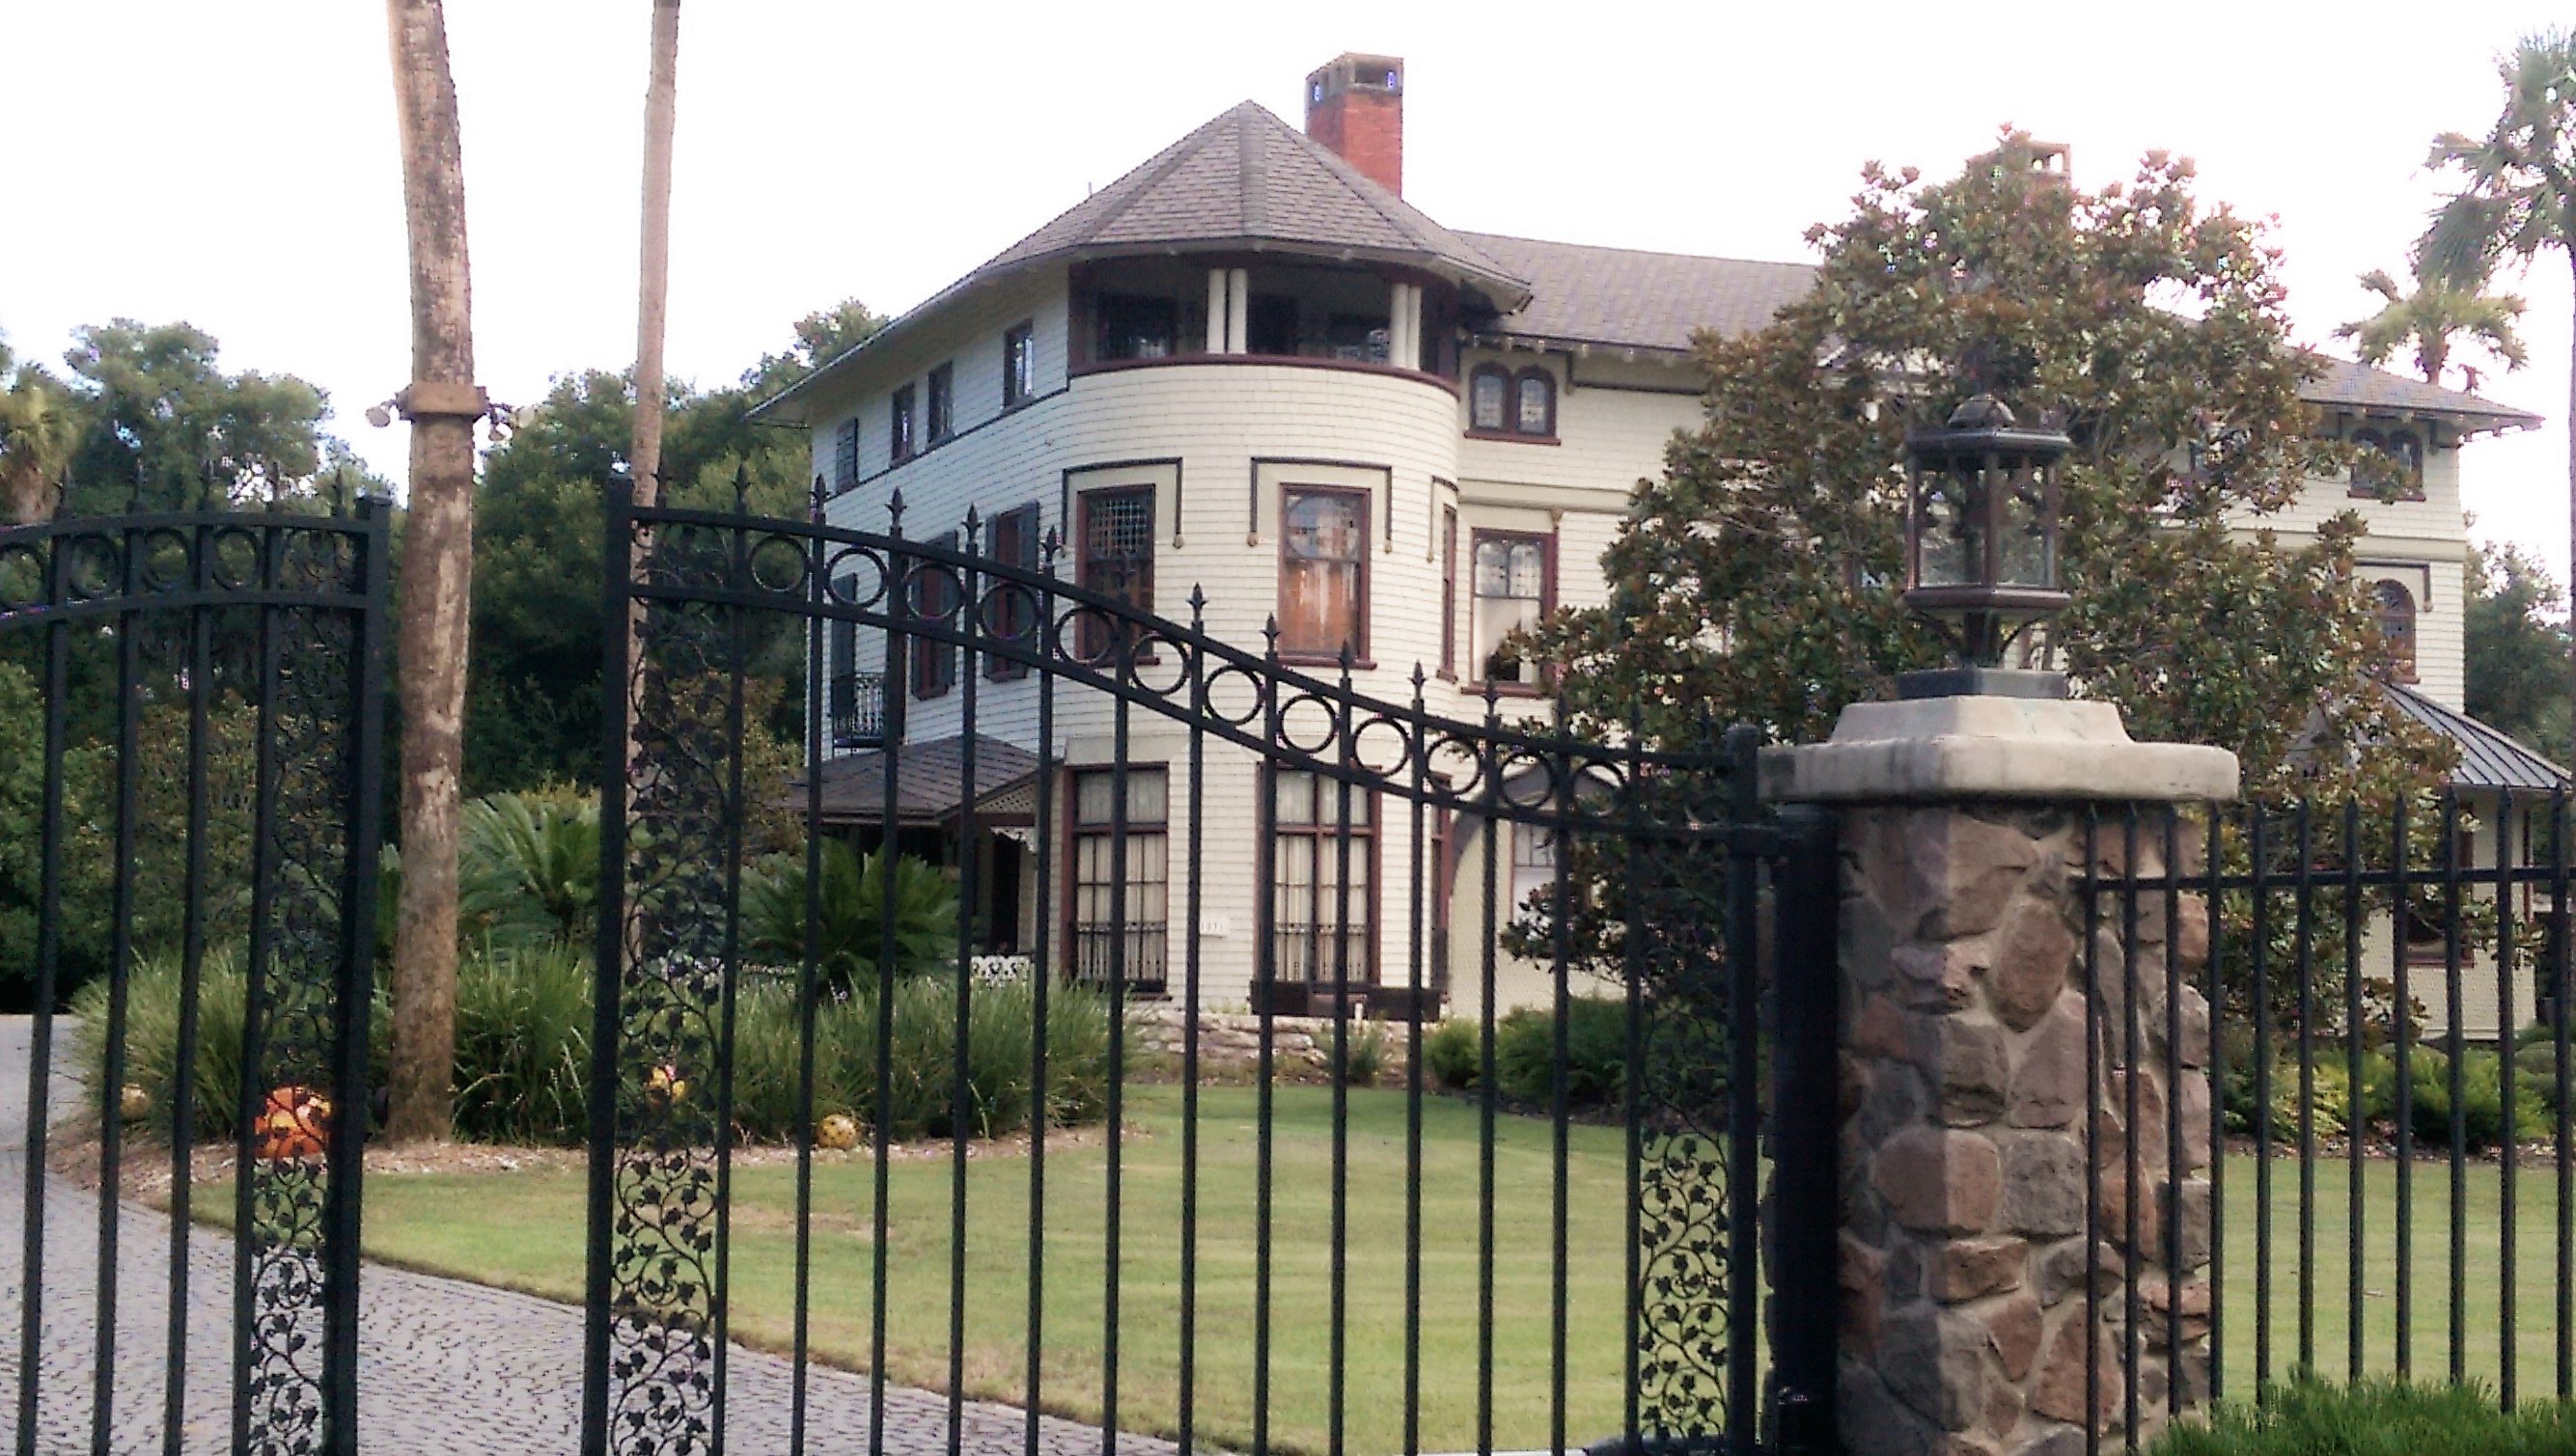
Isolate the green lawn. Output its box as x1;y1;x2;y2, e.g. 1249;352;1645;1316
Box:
2212;1150;2576;1405
334;1088;2576;1449
347;1085;1639;1455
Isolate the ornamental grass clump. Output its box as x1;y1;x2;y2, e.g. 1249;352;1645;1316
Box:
85;942;1115;1147
2150;1376;2576;1455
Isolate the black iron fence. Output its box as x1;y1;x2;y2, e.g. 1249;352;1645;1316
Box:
2086;786;2576;1445
0;501;389;1452
589;483;1844;1455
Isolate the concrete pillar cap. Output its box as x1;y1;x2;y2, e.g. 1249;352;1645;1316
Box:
1759;696;2239;805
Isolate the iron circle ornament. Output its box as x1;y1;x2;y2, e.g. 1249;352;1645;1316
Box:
1902;392;2072;689
140;527;195;592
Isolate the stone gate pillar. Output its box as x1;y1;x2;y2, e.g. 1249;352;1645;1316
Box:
1763;695;2237;1456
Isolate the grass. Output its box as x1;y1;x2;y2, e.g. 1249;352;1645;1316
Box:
2210;1147;2576;1405
326;1085;1636;1455
216;1089;2576;1450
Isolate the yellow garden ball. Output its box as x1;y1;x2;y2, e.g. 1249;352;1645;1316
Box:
816;1113;860;1151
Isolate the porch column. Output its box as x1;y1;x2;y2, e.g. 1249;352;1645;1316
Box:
1763;696;2236;1455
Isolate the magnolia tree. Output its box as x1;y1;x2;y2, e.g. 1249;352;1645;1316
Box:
1537;134;2446;802
1523;137;2458;1024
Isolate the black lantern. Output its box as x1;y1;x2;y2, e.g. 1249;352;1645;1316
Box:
1899;393;2072;700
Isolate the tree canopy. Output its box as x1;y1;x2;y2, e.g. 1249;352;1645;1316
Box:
1535;135;2446;806
2465;541;2573;764
464;298;885;793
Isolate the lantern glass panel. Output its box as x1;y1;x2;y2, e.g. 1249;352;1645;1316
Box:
1918;459;1982;589
1998;459;2052;588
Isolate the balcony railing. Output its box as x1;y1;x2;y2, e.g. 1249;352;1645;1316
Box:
829;672;884;752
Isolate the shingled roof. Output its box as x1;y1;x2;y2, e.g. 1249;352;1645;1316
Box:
1457;233;1814;354
982;102;1527;301
2301;357;2542;432
758;105;2548;440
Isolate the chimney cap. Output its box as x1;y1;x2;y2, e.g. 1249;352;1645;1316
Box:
1307;53;1403;104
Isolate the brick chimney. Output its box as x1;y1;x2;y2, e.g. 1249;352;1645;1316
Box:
1304;54;1403;196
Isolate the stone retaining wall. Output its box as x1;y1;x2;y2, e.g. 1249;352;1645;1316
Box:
1131;1006;1414;1075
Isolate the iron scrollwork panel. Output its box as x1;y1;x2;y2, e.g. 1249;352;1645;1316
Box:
1630;827;1742;1443
601;522;744;1454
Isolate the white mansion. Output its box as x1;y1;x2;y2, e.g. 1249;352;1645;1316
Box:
753;54;2552;1027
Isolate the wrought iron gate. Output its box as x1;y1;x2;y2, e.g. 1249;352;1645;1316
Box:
0;499;389;1452
588;484;1839;1455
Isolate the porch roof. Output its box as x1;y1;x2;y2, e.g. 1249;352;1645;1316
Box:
2385;683;2570;792
797;734;1041;826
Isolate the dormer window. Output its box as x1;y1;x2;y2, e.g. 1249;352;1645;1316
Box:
2350;426;2424;499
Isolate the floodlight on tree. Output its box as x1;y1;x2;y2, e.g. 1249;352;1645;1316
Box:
1899;392;2072;700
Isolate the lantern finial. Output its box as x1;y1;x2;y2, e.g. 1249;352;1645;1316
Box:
1898;390;2073;700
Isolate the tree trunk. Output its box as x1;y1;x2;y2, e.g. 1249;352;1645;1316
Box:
384;0;476;1144
630;0;680;508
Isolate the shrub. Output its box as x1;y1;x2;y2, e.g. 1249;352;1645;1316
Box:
72;948;399;1142
1493;997;1628;1111
83;943;1114;1147
732;975;1116;1141
2357;1044;2548;1149
2150;1375;2576;1455
1317;1019;1390;1087
1423;1017;1480;1091
451;939;593;1143
458;787;600;947
743;841;960;991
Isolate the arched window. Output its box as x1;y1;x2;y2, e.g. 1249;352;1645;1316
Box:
1469;366;1509;432
2372;579;2417;680
1512;368;1556;438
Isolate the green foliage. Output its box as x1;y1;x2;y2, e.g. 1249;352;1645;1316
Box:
458;787;601;947
55;319;345;511
71;948;391;1142
2464;543;2571;765
1318;1019;1391;1087
2333;265;2526;389
2222;1036;2555;1150
1493;998;1629;1111
2149;1375;2576;1455
744;841;961;991
1528;134;2454;992
2420;31;2576;287
450;939;593;1142
80;942;1113;1145
1423;1017;1481;1091
465;298;883;795
730;975;1113;1142
1538;133;2439;810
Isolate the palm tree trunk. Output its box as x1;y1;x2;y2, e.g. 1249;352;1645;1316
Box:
630;0;680;508
384;0;477;1144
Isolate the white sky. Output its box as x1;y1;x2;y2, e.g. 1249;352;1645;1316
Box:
4;1;2569;586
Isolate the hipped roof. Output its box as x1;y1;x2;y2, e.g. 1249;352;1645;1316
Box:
797;735;1041;826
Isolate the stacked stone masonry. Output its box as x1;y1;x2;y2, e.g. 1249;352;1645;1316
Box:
1836;806;2211;1456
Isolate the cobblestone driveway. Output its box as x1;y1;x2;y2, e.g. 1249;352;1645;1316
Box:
0;1021;1176;1454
